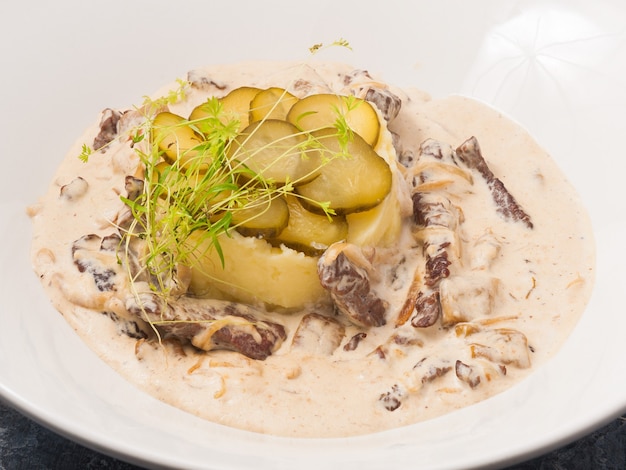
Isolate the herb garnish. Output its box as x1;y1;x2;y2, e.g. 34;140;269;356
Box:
80;56;361;302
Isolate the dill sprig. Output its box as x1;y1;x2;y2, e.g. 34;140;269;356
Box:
142;78;190;115
78;144;92;163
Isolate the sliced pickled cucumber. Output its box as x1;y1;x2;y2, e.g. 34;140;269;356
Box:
222;86;262;131
188;100;219;135
287;94;380;147
189;86;261;134
345;121;404;247
272;195;348;255
228;119;313;184
151;112;204;166
249;87;299;122
231;194;289;239
296;128;392;215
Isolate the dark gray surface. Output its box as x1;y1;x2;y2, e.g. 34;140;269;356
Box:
0;399;624;469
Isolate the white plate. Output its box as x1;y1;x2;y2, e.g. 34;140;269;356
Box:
1;1;625;468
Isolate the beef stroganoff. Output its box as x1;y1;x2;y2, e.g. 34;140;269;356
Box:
29;60;595;437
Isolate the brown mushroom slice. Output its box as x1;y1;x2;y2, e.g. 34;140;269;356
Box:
466;327;532;369
317;242;387;328
439;275;500;327
401;356;454;394
93;108;123;150
455;360;482;389
396;269;423;327
291;312;345;355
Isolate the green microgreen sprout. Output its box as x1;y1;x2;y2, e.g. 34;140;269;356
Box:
309;38;352;54
78;144;92;163
141;78;189;115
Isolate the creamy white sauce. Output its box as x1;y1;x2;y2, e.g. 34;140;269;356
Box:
29;61;595;438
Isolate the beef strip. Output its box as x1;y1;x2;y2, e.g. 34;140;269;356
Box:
378;383;404;411
124;175;144;202
93;108;123;151
413;194;455;289
126;294;287;361
362;87;402;122
411;291;441;328
402;137;524;328
378;357;453;412
105;310;148;340
343;332;367;351
342;69;403;121
318;242;387;328
72;234;120;293
71;233;151;339
455;136;533;229
419;363;452;384
113;176;145;233
402;141;464;327
455;360;482;388
187;69;227;91
72;230;283;360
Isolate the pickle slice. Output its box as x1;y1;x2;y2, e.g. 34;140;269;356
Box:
231;194;289;239
296;128;392;215
286;94;380;147
272;195;348;256
151;112;204;166
228;119;311;184
249;87;299;122
221;86;262;131
189;86;261;134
